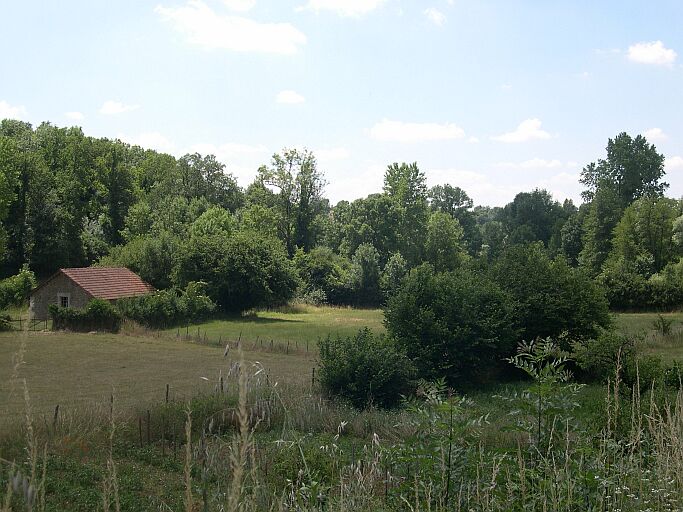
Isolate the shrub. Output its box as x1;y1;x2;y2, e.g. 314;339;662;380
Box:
385;264;518;387
318;328;415;409
293;247;352;305
293;288;328;306
492;243;611;347
0;266;37;310
49;299;122;333
174;231;299;313
117;282;215;328
572;330;637;383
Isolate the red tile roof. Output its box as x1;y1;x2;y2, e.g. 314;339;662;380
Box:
60;267;155;300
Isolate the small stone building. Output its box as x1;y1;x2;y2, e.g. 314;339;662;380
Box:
29;267;155;320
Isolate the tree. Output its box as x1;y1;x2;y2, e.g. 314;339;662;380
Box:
293;246;352;304
384;162;429;265
580;132;667;206
258;148;326;255
579;187;623;276
385;264;518;386
0;136;20;260
176;153;243;211
349;243;382;307
428;184;480;253
424;212;466;272
336;194;401;265
501;189;569;247
380;252;408;301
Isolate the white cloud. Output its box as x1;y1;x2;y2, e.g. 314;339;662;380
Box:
99;100;140;115
642;127;667;141
500;83;512;90
492;118;551;143
65;111;84;121
426;168;520;206
326;162;385;204
276;90;306;104
222;0;255;11
370;119;465;143
666;156;683;171
156;0;306;55
190;141;268;159
496;158;563;170
467;136;480;144
424;7;446;26
119;132;174;153
316;147;350;162
187;141;269;183
627;41;677;66
299;0;387;17
0;100;28;120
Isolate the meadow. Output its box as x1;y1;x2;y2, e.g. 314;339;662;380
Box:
2;306;683;510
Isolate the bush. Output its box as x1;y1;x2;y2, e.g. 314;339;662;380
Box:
49;299;122;333
117;282;215;328
0;266;37;310
318;328;415;409
174;231;299;313
492;243;612;347
385;264;519;387
572;330;637;383
293;247;353;305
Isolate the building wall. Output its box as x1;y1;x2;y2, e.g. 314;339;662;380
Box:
29;274;92;320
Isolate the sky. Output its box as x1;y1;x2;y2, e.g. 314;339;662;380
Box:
1;0;682;206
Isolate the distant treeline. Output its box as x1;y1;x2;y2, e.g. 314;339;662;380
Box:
0;119;680;311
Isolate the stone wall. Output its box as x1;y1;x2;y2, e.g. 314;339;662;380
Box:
29;273;92;320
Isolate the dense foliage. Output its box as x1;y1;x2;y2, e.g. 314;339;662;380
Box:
49;298;122;333
318;328;415;408
0;266;36;310
385;264;519;386
116;282;216;328
0;120;680;316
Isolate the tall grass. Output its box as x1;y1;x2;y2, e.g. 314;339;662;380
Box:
3;342;683;510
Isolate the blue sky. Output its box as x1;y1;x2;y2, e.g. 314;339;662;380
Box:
1;0;682;206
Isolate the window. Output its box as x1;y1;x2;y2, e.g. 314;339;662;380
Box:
58;294;70;308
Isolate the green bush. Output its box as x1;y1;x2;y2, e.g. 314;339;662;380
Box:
117;282;215;328
0;266;37;310
385;264;518;387
49;299;122;333
318;328;415;409
572;330;637;383
174;231;299;313
293;247;353;305
492;243;612;347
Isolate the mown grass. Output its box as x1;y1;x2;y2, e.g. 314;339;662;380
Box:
161;304;385;347
0;330;314;421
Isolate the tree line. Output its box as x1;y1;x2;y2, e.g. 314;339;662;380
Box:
0;118;679;312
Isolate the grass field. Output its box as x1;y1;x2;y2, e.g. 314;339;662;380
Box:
3;306;683;424
0;331;314;422
162;304;385;347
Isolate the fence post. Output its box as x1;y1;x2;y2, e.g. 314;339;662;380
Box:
166;383;170;403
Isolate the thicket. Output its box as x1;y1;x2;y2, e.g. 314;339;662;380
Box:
2;121;682;314
385;264;519;386
49;298;122;333
318;328;415;408
0;266;36;310
116;282;215;328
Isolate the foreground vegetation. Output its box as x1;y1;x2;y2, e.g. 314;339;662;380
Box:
2;332;683;511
